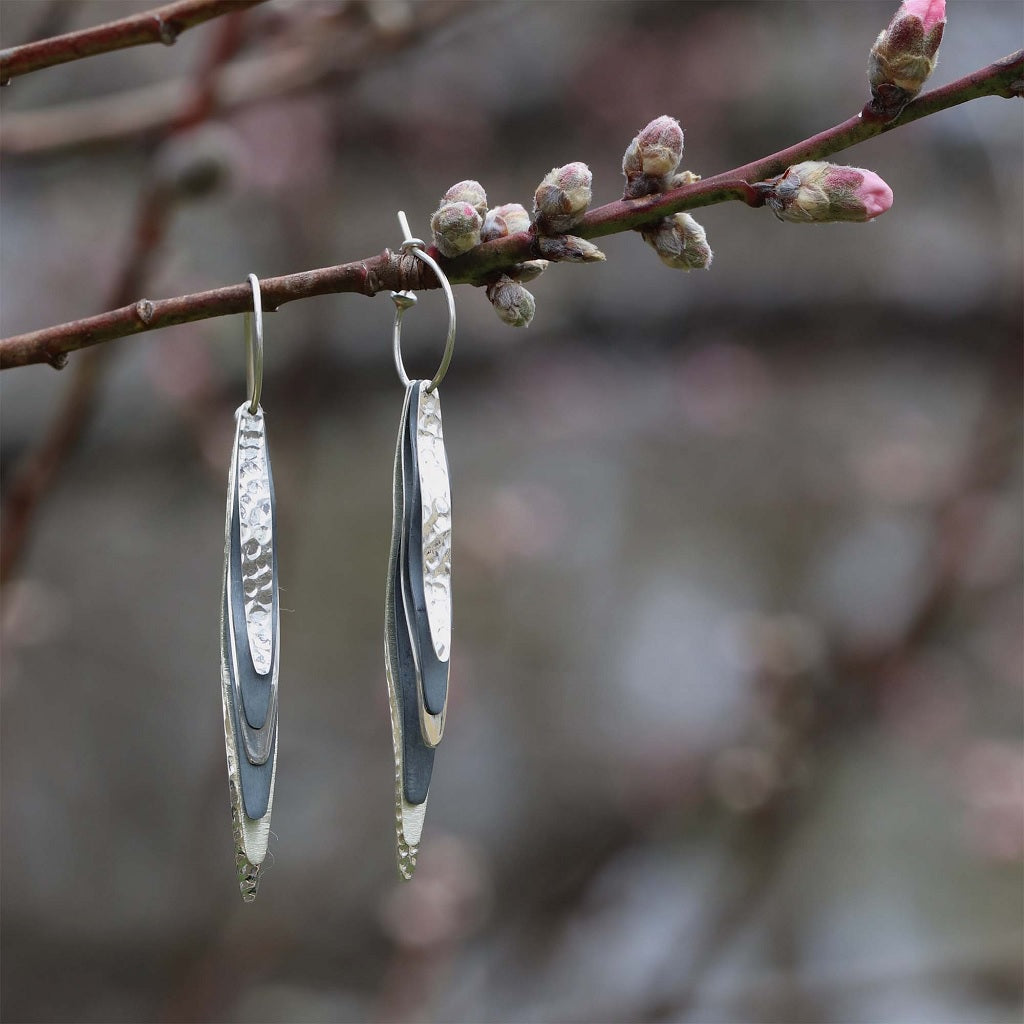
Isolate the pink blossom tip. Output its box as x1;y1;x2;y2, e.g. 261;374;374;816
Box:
856;169;893;219
900;0;945;35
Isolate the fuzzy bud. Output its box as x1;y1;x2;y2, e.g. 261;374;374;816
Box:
536;234;606;263
868;0;946;116
634;115;685;178
622;117;685;199
758;161;893;223
480;202;532;242
487;274;536;328
442;180;488;217
511;260;548;283
430;201;483;258
533;162;593;234
641;213;713;271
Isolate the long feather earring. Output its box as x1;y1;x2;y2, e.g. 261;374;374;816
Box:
219;274;281;901
384;214;456;879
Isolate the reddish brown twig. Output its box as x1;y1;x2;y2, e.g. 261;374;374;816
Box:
2;49;1019;373
0;2;466;156
0;0;267;81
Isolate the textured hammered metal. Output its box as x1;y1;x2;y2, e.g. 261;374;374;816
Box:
219;402;278;900
236;409;275;676
384;382;442;879
386;656;428;880
416;386;453;663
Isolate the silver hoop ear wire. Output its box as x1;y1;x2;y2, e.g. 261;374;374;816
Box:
390;210;457;393
244;273;264;414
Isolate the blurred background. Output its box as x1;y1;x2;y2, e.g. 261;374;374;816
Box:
1;2;1021;1022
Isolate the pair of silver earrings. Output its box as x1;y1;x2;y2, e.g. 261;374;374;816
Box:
219;217;455;900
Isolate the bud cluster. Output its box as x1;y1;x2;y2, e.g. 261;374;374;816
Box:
868;0;946;118
756;161;893;224
427;182;535;326
429;162;605;329
622;116;712;272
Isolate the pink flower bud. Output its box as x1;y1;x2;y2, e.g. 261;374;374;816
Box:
442;180;488;217
480;202;531;242
759;162;893;223
640;213;713;270
634;115;685;178
853;168;894;219
903;0;945;36
486;275;536;328
536;234;606;263
533;162;592;234
868;0;945;116
430;201;483;258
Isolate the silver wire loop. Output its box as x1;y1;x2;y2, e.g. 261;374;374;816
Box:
244;273;264;414
390;210;456;393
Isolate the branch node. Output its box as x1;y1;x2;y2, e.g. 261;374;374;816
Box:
136;299;156;324
362;261;381;296
48;351;69;370
156;17;179;47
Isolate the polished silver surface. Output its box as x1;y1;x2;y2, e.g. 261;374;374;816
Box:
235;407;275;676
244;273;263;415
391;291;417;388
416;384;453;664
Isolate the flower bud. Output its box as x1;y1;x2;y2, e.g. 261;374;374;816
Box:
442;180;488;218
868;0;946;116
480;202;531;242
533;162;592;234
758;162;893;223
641;213;712;271
536;234;606;263
430;200;483;258
634;115;685;178
486;275;536;328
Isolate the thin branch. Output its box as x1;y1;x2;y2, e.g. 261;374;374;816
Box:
2;50;1021;372
0;2;466;156
0;0;267;81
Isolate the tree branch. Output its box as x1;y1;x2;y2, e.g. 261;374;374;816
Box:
0;2;466;156
2;50;1020;371
0;0;268;81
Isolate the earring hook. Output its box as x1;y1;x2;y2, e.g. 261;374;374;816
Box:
390;211;456;393
244;273;263;414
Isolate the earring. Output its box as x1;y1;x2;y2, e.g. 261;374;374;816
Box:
385;213;456;879
219;273;280;901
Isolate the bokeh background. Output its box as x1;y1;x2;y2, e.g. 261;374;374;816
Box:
2;2;1021;1022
